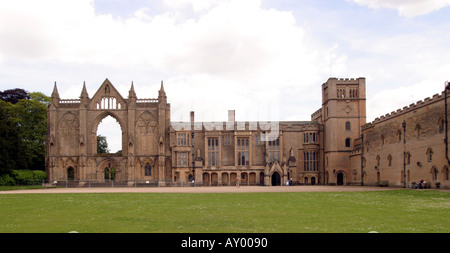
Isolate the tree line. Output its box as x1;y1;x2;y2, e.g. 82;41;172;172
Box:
0;88;111;180
0;88;49;176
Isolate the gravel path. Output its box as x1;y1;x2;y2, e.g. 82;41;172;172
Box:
0;185;400;194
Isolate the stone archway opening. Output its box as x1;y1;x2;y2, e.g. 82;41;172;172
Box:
271;172;281;186
96;115;123;154
337;172;344;185
67;166;75;181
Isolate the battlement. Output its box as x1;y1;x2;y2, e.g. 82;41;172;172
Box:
137;98;158;103
362;91;447;129
311;108;322;121
323;77;364;85
335;77;361;83
59;99;80;104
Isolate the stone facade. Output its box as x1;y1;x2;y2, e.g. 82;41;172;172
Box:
46;79;171;186
45;77;449;188
356;91;450;188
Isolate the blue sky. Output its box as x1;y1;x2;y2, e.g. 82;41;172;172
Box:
1;0;449;151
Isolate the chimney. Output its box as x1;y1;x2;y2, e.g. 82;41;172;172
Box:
190;111;195;123
228;110;235;122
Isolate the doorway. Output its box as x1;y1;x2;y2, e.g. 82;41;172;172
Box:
67;167;74;181
271;172;281;186
337;172;344;185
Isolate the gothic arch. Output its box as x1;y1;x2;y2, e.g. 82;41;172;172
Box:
58;112;80;155
269;161;285;186
335;170;346;185
92;111;126;135
140;157;155;178
91;111;127;155
136;111;158;134
98;158;120;181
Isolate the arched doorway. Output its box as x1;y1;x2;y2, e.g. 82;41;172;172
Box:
67;167;75;181
272;172;281;186
311;177;316;185
337;172;344;185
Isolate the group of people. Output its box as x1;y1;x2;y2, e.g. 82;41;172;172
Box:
413;179;428;189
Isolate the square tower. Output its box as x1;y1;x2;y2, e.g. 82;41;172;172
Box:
321;77;366;185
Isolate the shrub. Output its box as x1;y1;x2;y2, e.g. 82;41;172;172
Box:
11;170;47;185
0;174;15;186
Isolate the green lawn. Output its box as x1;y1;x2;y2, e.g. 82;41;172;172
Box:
0;189;449;233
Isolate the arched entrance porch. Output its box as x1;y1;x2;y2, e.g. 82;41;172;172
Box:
271;172;281;186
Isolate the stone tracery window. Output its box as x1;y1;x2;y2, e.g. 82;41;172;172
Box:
104;163;116;181
145;162;152;176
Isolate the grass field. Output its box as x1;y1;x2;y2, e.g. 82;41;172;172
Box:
0;189;449;233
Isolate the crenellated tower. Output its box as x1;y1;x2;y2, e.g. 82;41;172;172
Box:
320;77;366;185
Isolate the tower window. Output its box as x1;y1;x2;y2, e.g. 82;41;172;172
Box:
345;122;350;131
345;138;351;148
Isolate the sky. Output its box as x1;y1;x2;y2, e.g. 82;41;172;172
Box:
1;0;449;152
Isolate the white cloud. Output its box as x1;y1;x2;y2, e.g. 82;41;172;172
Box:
0;0;324;74
163;0;228;12
348;0;450;17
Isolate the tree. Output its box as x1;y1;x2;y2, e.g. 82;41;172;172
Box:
0;89;49;174
0;100;30;175
97;135;110;154
9;98;48;170
0;88;31;104
30;92;51;106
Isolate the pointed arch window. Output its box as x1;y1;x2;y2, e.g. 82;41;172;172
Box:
426;148;433;162
431;167;438;181
439;118;445;133
104;163;116;181
387;154;392;167
145;162;152;176
406;152;411;165
415;124;421;137
443;166;449;181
